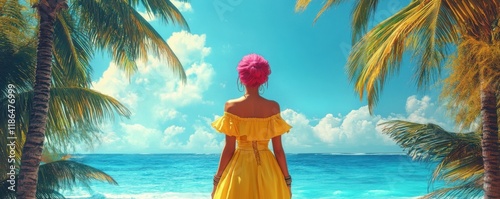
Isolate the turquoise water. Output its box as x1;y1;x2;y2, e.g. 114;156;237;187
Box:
62;153;436;199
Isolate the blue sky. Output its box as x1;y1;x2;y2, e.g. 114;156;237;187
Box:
85;0;455;154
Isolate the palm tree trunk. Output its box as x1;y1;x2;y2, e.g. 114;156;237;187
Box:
480;80;500;199
16;1;67;198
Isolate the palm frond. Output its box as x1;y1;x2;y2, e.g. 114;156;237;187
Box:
442;0;499;40
0;87;131;152
380;120;485;198
441;37;500;128
294;0;311;12
1;160;117;198
0;0;27;36
42;87;130;151
351;0;379;43
131;0;189;30
37;160;118;191
72;0;187;82
420;174;483;199
347;0;456;112
52;9;93;87
294;0;347;23
0;35;36;94
0;0;36;93
381;120;481;161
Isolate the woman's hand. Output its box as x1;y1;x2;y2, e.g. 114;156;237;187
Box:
288;185;292;198
211;185;216;199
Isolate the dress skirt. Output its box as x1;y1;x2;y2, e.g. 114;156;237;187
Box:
213;141;291;199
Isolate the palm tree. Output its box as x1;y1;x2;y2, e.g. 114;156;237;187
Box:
381;120;486;199
2;0;189;197
296;0;500;197
1;0;130;166
17;1;70;197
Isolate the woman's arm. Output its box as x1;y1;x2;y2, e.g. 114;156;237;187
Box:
272;135;290;178
212;135;236;198
214;135;236;177
272;135;292;197
215;101;238;176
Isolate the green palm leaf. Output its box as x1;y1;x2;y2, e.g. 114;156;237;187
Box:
420;175;483;199
52;9;93;87
350;0;379;43
1;160;117;199
131;0;189;27
0;0;36;94
441;37;500;128
0;0;27;36
295;0;347;23
0;87;130;151
37;160;118;190
348;0;457;112
296;0;500;196
0;87;131;172
295;0;383;44
381;120;485;198
442;0;499;40
72;0;187;81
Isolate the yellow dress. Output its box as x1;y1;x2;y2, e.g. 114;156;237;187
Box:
211;112;292;199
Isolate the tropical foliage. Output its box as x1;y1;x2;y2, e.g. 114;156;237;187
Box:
296;0;500;197
0;0;190;197
0;0;130;169
1;158;118;199
441;38;500;129
382;120;485;198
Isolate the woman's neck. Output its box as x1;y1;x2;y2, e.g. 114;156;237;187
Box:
244;86;259;97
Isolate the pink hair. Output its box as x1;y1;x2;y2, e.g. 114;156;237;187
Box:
237;54;271;87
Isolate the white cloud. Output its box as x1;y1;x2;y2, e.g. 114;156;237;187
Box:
404;95;454;129
167;31;211;65
100;131;120;145
171;0;193;12
159;62;214;106
313;114;342;144
406;95;432;123
89;31;217;153
156;109;183;121
186;127;220;149
160;125;222;152
87;91;453;153
280;109;315;148
94;124;220;153
92;31;213;122
282;107;393;152
162;125;186;148
122;123;162;149
280;95;454;153
92;63;138;109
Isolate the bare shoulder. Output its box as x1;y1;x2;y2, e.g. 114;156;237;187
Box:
264;99;281;115
224;98;244;112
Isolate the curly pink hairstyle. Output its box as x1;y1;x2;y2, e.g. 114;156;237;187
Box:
237;54;271;87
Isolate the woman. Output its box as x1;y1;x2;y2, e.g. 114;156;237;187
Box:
211;54;292;199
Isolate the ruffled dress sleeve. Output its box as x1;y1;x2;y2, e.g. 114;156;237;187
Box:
211;112;292;140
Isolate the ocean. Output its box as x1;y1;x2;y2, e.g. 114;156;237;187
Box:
62;153;438;199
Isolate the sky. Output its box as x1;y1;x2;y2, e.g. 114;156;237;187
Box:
83;0;457;154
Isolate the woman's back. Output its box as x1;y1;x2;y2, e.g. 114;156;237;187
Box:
224;95;280;118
